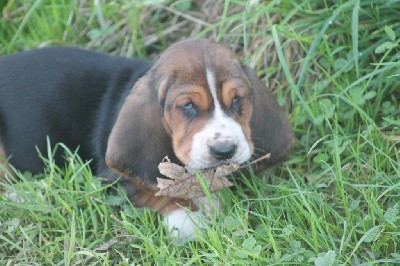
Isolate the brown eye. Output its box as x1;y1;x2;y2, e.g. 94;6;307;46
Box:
180;102;198;118
232;96;243;114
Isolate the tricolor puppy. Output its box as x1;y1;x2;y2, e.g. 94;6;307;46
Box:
0;39;294;240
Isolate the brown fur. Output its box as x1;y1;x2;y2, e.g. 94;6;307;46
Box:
133;190;197;216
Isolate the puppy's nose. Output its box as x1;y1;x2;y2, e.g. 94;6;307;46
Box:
210;143;237;161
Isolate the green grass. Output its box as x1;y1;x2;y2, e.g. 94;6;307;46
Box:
1;0;400;264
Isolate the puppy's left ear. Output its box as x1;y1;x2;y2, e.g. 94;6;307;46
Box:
243;65;295;170
105;75;175;191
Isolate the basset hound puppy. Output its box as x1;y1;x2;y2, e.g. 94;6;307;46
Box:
0;39;294;240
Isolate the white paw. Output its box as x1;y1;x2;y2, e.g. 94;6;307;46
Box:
163;208;205;242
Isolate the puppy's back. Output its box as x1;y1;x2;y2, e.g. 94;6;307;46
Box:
0;47;151;174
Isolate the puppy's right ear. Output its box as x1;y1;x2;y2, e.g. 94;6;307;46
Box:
243;65;295;170
105;75;175;191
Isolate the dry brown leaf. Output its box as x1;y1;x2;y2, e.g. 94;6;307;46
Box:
156;162;236;199
155;153;271;200
158;160;190;180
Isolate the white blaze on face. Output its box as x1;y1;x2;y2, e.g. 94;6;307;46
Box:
186;68;251;172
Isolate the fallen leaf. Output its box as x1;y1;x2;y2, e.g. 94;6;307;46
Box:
158;160;190;180
155;163;236;199
155;153;271;200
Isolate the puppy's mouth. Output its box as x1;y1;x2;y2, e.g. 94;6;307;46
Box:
185;159;244;175
184;152;271;175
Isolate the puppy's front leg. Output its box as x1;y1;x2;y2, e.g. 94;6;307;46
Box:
163;193;221;241
163;208;204;241
133;190;220;241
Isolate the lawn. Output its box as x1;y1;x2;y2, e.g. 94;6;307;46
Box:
1;0;399;265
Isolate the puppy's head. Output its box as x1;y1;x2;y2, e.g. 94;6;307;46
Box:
154;40;254;172
106;39;294;190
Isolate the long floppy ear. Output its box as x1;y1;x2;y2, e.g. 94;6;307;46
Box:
105;75;176;191
243;65;295;170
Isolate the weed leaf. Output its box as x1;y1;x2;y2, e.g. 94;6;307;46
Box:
363;226;381;243
314;250;337;266
384;25;396;41
384;203;399;226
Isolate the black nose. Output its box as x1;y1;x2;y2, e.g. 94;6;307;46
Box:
210;143;237;161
